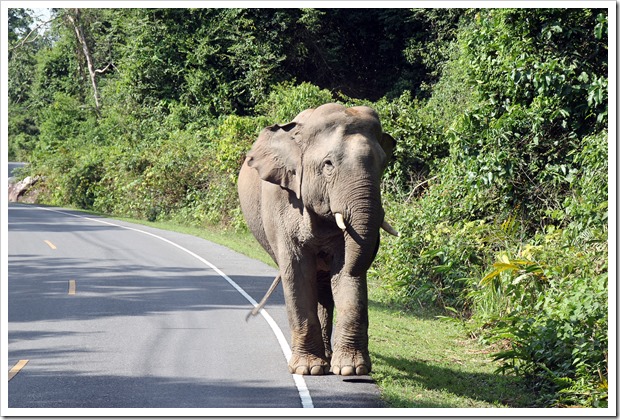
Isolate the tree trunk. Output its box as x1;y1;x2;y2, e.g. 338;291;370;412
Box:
66;8;100;114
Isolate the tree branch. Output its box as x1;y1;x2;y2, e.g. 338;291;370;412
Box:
94;62;115;74
9;14;62;51
405;175;439;203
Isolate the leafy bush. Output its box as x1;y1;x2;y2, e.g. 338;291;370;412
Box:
369;9;608;407
449;8;608;227
484;231;607;407
175;114;265;227
8;104;39;161
65;150;105;209
470;129;608;406
255;81;334;122
371;93;448;195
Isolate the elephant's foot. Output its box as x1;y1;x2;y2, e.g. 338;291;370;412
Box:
288;353;330;375
330;349;371;376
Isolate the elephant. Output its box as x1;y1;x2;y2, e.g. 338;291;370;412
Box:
237;103;398;376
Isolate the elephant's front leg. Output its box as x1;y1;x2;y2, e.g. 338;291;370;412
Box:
331;273;371;376
281;254;330;375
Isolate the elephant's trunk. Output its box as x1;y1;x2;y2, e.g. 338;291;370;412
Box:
337;182;383;277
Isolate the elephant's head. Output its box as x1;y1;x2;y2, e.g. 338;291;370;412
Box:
246;103;397;275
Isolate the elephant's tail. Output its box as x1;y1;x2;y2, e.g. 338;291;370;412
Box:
245;275;281;322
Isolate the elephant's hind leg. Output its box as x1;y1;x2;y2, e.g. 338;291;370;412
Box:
317;270;334;361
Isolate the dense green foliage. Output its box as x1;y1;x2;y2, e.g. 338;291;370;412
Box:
8;7;608;407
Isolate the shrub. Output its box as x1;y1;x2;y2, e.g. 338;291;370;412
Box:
168;114;266;227
8;104;39;161
474;130;608;407
370;10;608;407
65;150;106;209
484;232;607;407
371;93;448;195
255;81;335;122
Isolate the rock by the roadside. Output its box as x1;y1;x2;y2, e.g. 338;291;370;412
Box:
8;175;41;203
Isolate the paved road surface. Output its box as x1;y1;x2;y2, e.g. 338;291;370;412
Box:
8;162;26;178
7;203;383;412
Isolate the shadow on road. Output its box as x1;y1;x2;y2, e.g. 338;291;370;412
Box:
9;371;300;408
9;253;281;323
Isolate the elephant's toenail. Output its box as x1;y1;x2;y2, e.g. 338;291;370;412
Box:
295;366;310;375
340;366;355;376
310;365;324;375
356;366;369;375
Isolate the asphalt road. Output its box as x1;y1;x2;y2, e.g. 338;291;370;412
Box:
7;203;383;411
8;162;26;179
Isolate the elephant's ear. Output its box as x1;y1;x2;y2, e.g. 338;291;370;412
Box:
246;122;303;199
380;133;396;165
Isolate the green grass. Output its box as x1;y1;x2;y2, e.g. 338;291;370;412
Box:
67;209;536;407
367;301;535;407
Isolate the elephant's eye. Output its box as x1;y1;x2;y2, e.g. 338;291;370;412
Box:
322;159;334;175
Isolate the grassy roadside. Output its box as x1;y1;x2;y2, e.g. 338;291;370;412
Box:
79;213;536;407
367;301;534;407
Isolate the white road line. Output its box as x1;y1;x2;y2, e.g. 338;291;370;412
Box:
33;206;314;409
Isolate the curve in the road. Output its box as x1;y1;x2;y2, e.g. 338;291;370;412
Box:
32;205;314;409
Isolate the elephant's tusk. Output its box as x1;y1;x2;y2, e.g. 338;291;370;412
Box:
335;213;346;231
382;220;400;237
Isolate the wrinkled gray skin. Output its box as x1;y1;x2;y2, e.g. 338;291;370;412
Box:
238;103;395;376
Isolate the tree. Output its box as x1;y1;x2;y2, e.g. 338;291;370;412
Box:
8;8;39;104
64;8;117;114
8;8;46;160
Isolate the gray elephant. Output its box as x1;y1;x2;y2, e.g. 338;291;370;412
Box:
238;103;397;376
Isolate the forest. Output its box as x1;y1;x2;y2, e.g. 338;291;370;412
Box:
8;7;609;407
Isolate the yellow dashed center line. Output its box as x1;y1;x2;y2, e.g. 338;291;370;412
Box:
44;240;57;250
8;360;29;381
68;280;76;295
